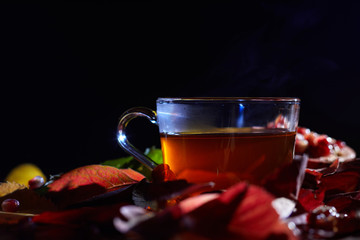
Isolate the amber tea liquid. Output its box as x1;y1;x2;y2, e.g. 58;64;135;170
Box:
160;128;296;188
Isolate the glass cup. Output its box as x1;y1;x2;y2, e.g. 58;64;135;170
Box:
118;97;300;189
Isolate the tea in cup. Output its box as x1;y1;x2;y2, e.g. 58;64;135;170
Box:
118;97;300;189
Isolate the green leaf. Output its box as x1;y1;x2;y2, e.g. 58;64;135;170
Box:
101;156;134;169
101;147;163;180
144;146;163;165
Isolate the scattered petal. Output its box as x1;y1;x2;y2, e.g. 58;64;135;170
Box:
272;197;296;219
114;205;154;233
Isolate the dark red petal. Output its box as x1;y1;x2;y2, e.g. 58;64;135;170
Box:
151;164;177;183
297;188;325;212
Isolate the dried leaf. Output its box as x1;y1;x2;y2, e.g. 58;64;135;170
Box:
0;182;27;197
33;204;123;226
47;183;109;209
48;165;145;192
46;165;144;209
0;188;57;214
68;184;135;208
31;204;126;239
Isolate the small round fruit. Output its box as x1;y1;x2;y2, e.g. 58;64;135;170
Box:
1;199;20;212
28;176;45;190
295;133;308;155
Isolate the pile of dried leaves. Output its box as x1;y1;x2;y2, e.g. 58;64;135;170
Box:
0;155;359;240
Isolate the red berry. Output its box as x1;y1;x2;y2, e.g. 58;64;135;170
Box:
274;115;287;128
1;199;20;212
335;140;345;149
295;134;308;154
28;176;45;190
308;136;332;158
316;135;330;145
297;127;310;136
305;132;318;146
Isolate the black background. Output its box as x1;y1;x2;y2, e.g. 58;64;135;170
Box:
1;1;360;178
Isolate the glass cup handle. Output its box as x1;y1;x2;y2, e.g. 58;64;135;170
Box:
117;107;158;170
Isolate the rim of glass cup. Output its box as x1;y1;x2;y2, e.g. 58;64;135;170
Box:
157;97;300;104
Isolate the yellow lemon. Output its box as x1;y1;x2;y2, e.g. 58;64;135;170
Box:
5;163;46;187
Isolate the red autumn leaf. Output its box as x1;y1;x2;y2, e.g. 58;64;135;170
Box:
48;165;145;192
0;188;57;214
31;204;126;239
